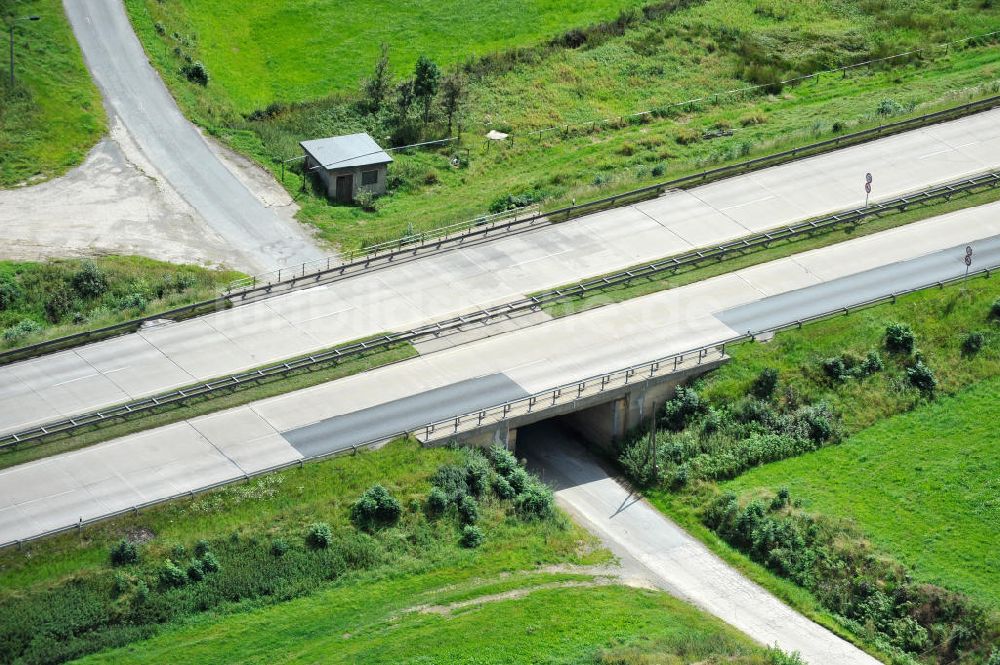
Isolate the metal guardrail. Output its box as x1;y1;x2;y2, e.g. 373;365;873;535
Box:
3;265;994;551
1;93;998;367
418;266;999;441
2;168;998;450
226;205;541;292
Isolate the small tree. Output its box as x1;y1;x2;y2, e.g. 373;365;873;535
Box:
44;287;73;323
109;539;139;566
350;484;402;530
464;456;490;497
362;43;391;113
661;386;703;431
305;522;333;550
884;323;915;355
460;525;484;548
439;70;466;134
413;55;440;123
426;486;449;516
0;278;22;311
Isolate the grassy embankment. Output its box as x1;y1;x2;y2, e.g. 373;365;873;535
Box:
615;275;1000;663
0;440;797;665
0;0;105;186
0;257;243;350
124;0;1000;249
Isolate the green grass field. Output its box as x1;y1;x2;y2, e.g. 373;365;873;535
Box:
124;0;1000;249
725;377;1000;609
0;439;798;665
0;0;105;187
77;578;781;665
124;0;649;113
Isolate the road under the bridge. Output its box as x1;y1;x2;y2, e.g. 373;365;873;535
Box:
520;421;881;665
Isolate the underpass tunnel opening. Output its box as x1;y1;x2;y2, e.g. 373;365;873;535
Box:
515;417;615;494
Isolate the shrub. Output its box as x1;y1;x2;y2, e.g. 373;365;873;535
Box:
305;522;333;550
355;188;377;212
457;495;479;525
109;539;139;566
987;648;1000;665
661;386;703;431
432;464;469;501
487;445;519;477
675;127;701;145
44;287;73;323
491;474;515;500
269;538;289;557
961;331;984;356
426;486;449;515
350;484;402;530
651;163;666;177
876;98;905;116
991;297;1000;320
2;319;42;343
0;278;22;311
158;560;187;588
181;61;209;85
71;261;108;299
465;455;491;497
515;481;554;520
460;525;485;548
822;356;849;382
186;559;205;581
200;552;220;573
117;292;148;313
507;467;529;494
906;361;936;395
750;368;779;399
170;543;187;560
193;539;210;558
860;351;884;376
884;323;915;354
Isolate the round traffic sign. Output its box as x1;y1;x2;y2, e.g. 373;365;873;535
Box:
864;182;871;194
966;245;973;257
865;172;873;184
965;255;973;267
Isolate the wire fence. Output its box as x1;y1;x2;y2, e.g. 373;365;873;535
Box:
2;167;997;450
513;29;1000;142
3;265;994;550
1;92;997;367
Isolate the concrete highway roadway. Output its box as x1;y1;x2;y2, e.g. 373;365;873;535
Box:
2;107;1000;439
1;203;996;546
62;0;323;271
522;422;882;665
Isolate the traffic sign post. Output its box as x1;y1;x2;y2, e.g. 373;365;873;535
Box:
962;245;973;294
864;172;873;207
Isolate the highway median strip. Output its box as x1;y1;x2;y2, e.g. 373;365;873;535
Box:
3;171;999;462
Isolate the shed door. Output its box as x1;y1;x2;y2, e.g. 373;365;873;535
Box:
335;174;353;202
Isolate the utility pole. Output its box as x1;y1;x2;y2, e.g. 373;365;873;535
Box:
8;15;41;89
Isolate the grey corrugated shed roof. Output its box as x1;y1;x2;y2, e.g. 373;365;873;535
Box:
300;132;393;170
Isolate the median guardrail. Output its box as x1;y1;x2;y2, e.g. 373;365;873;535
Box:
3;265;994;550
1;169;998;450
2;94;998;367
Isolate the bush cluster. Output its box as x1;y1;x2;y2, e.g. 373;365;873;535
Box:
822;350;883;382
619;385;839;487
884;323;916;354
349;485;402;531
703;490;991;660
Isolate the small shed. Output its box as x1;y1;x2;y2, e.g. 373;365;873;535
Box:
300;133;392;203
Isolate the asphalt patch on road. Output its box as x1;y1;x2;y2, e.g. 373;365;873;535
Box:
281;373;529;457
715;236;1000;333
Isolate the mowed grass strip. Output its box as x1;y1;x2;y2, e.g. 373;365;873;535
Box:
1;0;105;186
724;377;1000;609
75;579;783;665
